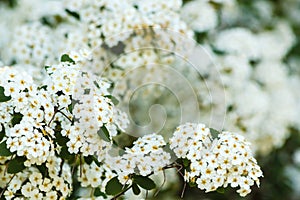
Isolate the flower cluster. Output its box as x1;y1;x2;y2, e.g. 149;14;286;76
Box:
1;155;72;200
77;162;114;192
108;134;171;184
0;66;55;166
170;123;263;196
4;22;56;66
0;0;280;199
0;56;129;199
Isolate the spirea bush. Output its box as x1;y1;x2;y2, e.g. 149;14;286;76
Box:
1;0;299;199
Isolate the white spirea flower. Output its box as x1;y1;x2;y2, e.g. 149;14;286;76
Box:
214;28;260;59
181;0;217;32
169;123;263;197
107;133;171;184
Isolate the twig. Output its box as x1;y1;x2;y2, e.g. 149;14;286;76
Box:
57;109;73;123
180;181;187;198
0;174;16;198
154;169;167;197
111;185;132;200
47;106;59;127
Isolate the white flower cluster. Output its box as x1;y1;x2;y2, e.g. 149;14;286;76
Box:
0;0;279;198
3;22;56;66
0;155;72;200
181;0;218;32
108;134;171;184
78;162;114;192
64;0;191;48
209;21;300;154
170;123;263;196
0;55;129;198
0;67;55;165
169;123;212;160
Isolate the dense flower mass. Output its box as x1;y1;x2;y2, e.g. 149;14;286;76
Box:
170;123;263;196
0;57;262;198
109;134;171;184
2;0;300;198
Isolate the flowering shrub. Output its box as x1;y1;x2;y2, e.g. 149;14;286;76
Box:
0;55;262;199
1;0;300;199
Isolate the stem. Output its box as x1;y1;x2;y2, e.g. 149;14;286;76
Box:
154;169;167;197
57;109;73;123
90;188;95;197
111;185;132;200
47;106;59;127
0;174;16;198
181;181;187;198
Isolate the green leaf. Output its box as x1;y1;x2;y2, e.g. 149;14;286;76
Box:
83;89;90;95
133;175;156;190
91;156;102;167
210;128;220;139
36;164;48;177
132;183;141;195
65;9;80;20
0;124;5;141
0;86;11;102
182;158;191;168
94;187;107;198
54;131;68;146
7;156;26;174
44;65;51;71
97;126;111;142
84;155;93;165
68;103;74;114
216;187;225;194
61;54;75;64
104;95;119;105
38;85;47;90
0;141;13;156
188;181;197;188
105;176;123;196
59;145;73;161
11;113;23;126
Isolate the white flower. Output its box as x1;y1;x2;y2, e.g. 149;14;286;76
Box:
181;1;217;32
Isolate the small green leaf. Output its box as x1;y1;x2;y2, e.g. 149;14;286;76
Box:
7;156;26;174
54;131;68;146
68;103;74;114
38;85;47;90
44;66;51;71
182;158;191;168
105;176;123;195
59;145;73;161
104;95;119;105
133;175;156;190
65;9;80;20
97;126;111;142
0;141;13;156
216;187;225;194
83;89;90;95
36;164;48;177
0;124;5;141
84;155;93;165
91;156;102;167
61;54;75;64
132;183;141;195
188;181;197;188
11;113;23;126
0;86;11;102
210;128;220;139
94;187;107;198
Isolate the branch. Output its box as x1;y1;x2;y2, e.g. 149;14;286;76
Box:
111;185;132;200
